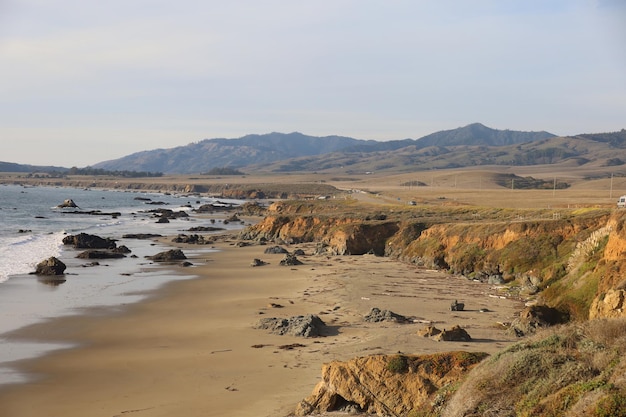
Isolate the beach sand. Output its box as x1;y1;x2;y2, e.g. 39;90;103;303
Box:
0;233;524;417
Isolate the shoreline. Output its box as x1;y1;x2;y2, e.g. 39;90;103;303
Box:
0;228;525;417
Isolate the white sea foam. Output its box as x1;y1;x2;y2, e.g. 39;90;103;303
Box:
0;231;65;283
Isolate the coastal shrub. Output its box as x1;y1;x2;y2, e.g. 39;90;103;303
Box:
387;355;409;374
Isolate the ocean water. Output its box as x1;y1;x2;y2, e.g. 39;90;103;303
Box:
0;184;244;384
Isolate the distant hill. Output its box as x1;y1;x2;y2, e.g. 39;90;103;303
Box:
3;125;624;176
92;124;558;174
92;132;372;174
0;161;68;173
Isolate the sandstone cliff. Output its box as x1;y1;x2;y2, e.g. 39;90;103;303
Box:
294;352;488;416
240;201;626;321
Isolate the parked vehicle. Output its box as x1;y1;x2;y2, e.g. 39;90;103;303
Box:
618;195;626;208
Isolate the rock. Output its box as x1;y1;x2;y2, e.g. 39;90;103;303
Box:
450;300;465;311
590;289;626;319
62;233;117;249
171;234;210;244
280;253;303;266
255;314;327;337
294;352;488;416
186;226;224;232
264;245;289;254
511;304;569;335
122;233;162;239
432;325;472;342
112;245;131;254
57;199;78;208
180;261;193;267
156;217;170;223
293;249;306;256
34;257;66;275
363;307;410;323
251;258;268;267
147;249;187;262
76;250;126;259
417;325;442;337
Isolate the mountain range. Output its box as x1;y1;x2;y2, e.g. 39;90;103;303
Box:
2;123;625;175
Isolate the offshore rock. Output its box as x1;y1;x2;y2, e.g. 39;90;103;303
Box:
62;233;117;250
34;257;67;275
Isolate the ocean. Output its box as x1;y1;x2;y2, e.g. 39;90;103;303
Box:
0;183;244;384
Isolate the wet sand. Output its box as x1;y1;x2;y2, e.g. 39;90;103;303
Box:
0;233;524;417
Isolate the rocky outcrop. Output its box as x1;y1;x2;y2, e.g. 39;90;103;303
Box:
33;257;67;275
62;233;117;249
589;288;626;319
295;352;488;416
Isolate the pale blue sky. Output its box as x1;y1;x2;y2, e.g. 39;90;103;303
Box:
1;0;625;167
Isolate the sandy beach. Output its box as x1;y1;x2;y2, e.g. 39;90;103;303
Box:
0;231;524;417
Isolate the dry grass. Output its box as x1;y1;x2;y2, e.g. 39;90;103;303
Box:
441;319;626;417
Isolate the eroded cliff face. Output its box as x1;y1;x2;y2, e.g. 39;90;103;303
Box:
240;208;626;320
294;352;487;416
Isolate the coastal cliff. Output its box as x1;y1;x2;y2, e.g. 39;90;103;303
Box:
294;352;488;416
241;201;626;321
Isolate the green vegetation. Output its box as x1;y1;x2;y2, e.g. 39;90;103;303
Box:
66;166;163;177
387;355;409;374
202;167;245;175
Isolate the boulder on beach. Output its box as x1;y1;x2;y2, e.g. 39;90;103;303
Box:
76;250;126;259
62;233;117;250
450;300;465;311
264;246;289;254
279;253;303;266
34;257;66;275
432;325;472;342
255;314;327;337
251;258;268;267
364;307;410;323
147;249;187;262
57;199;78;208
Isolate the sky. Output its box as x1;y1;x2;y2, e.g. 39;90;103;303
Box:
1;0;625;167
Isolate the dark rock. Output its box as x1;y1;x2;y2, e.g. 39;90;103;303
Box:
450;300;465;311
171;234;210;244
264;246;289;254
113;245;132;254
251;258;268;267
156;217;170;223
147;249;187;262
293;249;306;256
280;253;303;266
62;233;117;249
76;250;126;259
364;307;410;323
180;261;193;267
122;233;162;239
255;314;327;337
186;226;225;232
34;257;66;275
